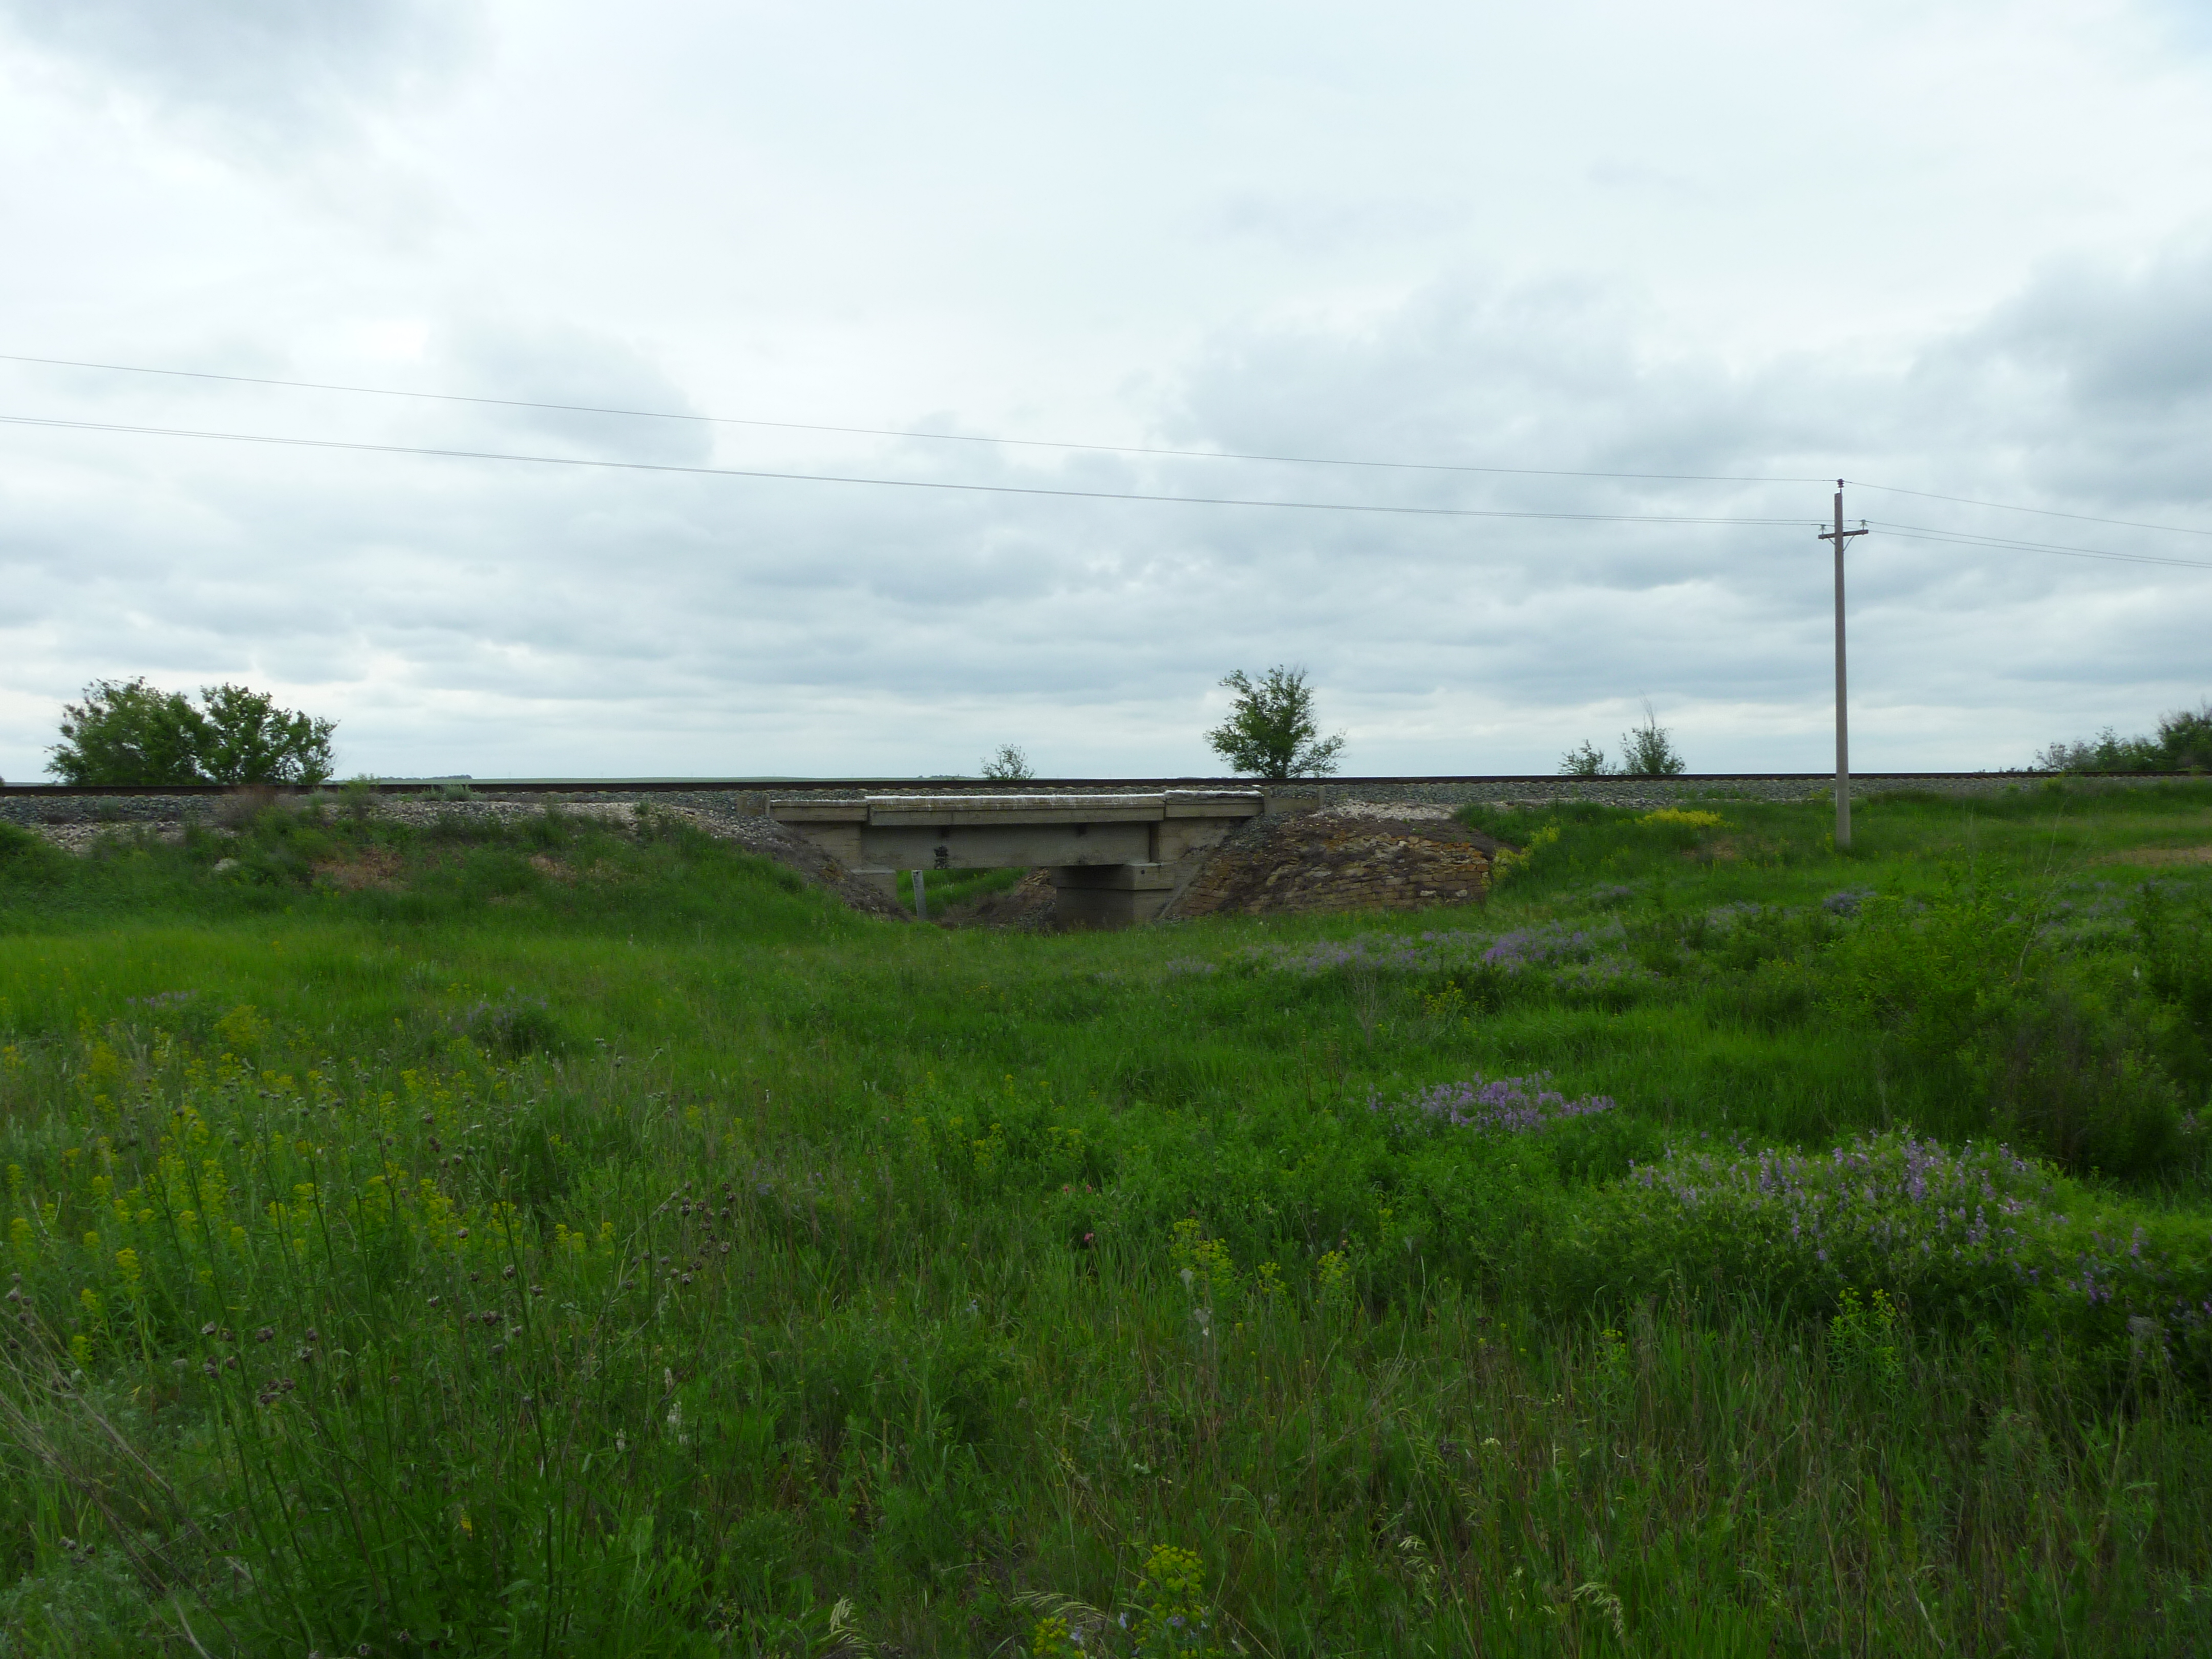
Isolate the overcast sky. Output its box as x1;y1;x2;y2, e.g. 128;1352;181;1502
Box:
2;1;2208;781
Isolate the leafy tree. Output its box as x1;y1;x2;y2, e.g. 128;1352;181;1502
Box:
47;677;336;786
2163;703;2212;769
47;678;209;785
981;743;1035;781
2037;701;2212;773
1205;665;1346;779
195;683;337;785
1618;702;1687;777
1560;703;1687;777
1559;739;1609;777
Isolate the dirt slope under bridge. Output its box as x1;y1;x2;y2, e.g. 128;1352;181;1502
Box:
1159;805;1503;921
910;806;1509;929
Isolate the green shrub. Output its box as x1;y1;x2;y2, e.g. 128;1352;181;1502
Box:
1822;885;2030;1073
1556;703;1688;776
460;992;565;1058
1980;986;2181;1178
2039;701;2212;773
2135;883;2212;1095
1820;880;2195;1172
1566;1131;2212;1355
0;823;54;865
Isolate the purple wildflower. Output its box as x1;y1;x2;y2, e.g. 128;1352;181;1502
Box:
1376;1073;1615;1134
1611;1131;2202;1331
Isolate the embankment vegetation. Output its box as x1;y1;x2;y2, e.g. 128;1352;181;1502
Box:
2;784;2210;1655
2038;700;2212;775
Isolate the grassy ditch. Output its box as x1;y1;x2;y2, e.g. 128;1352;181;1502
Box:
1;785;2210;1655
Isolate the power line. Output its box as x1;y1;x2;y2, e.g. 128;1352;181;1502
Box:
0;412;1817;528
1866;519;2212;571
1850;479;2212;540
13;354;2212;545
7;373;2207;574
0;351;1823;487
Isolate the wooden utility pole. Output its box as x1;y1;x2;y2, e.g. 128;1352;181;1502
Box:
1818;479;1868;849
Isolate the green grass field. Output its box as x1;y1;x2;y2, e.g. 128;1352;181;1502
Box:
3;784;2210;1656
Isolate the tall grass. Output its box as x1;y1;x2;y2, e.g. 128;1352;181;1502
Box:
2;786;2210;1654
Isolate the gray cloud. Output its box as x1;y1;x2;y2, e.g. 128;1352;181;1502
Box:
1927;240;2212;509
1986;244;2212;410
8;241;2209;783
1201;189;1468;256
0;0;481;149
432;319;716;467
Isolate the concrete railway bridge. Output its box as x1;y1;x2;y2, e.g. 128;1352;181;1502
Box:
768;790;1270;927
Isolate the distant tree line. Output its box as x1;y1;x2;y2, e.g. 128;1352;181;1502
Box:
2038;702;2212;774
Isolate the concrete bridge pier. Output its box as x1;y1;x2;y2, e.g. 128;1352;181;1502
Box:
1046;861;1180;928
